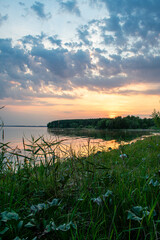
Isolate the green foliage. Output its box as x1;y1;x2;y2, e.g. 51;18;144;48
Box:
47;115;155;130
47;118;104;129
1;135;160;239
152;109;160;128
96;119;107;129
0;200;75;239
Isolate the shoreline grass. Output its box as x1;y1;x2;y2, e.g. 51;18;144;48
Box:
0;135;160;239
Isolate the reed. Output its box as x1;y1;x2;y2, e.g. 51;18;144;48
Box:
0;135;160;239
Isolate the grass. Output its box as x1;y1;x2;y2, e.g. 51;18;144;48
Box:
0;135;160;239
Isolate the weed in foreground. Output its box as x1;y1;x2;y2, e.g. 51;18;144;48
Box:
0;136;160;239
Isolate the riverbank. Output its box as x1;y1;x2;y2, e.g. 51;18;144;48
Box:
0;136;160;239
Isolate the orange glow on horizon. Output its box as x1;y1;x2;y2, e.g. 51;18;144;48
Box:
1;88;160;125
108;113;117;118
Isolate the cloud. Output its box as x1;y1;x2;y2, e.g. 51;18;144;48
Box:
48;35;62;47
59;0;81;17
21;32;46;47
0;9;160;105
0;36;93;100
31;46;70;79
98;0;160;16
89;0;160;53
77;25;91;46
1;0;160;114
31;1;52;20
0;13;8;26
19;2;25;6
122;55;160;84
30;45;93;86
69;49;92;73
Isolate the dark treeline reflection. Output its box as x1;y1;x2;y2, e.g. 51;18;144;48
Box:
47;128;155;142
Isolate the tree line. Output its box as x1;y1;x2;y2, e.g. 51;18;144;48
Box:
47;115;155;129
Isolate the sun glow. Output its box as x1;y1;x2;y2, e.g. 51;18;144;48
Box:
1;89;159;125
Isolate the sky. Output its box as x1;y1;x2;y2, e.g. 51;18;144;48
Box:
0;0;160;125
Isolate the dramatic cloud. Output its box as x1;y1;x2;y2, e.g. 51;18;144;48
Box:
89;0;160;55
0;13;8;26
0;36;92;99
0;0;160;102
31;1;52;20
59;0;81;17
0;29;160;102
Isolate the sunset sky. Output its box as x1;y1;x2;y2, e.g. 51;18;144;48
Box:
0;0;160;125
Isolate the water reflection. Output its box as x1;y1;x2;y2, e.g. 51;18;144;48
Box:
47;128;160;157
1;127;159;160
47;128;157;142
1;127;159;162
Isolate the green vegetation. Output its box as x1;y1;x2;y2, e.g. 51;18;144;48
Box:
152;109;160;128
1;134;160;239
47;115;155;129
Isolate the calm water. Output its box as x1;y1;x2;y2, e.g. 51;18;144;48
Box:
0;127;159;154
0;127;118;153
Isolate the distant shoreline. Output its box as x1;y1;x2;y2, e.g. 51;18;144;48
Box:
4;125;46;128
